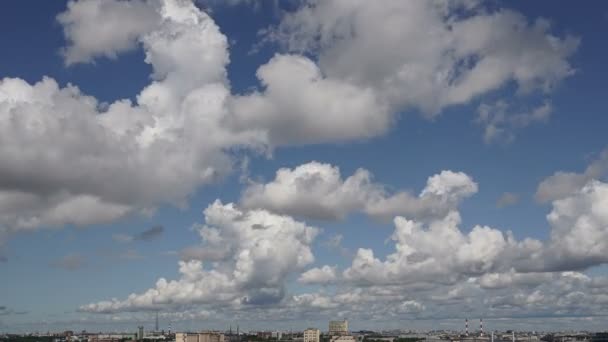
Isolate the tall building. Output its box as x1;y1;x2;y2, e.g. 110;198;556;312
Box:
329;320;348;336
137;327;144;341
304;329;320;342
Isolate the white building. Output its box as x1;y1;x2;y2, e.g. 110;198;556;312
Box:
176;332;225;342
329;320;348;336
304;329;320;342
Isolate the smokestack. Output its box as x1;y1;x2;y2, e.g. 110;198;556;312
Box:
155;311;159;332
512;331;515;342
491;331;494;342
466;319;469;336
480;319;483;337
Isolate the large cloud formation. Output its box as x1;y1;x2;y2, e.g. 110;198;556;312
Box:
81;162;608;328
303;156;608;286
2;0;598;328
80;200;319;313
263;0;577;116
241;161;478;221
0;0;262;249
279;165;608;326
0;0;577;250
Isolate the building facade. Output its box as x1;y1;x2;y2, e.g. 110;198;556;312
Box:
176;332;225;342
304;329;320;342
328;321;348;336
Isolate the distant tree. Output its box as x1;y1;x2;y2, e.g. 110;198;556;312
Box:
541;334;555;342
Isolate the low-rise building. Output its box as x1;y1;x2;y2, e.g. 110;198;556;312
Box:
304;329;320;342
176;332;225;342
330;336;356;342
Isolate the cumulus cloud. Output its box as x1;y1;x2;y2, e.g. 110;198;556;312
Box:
285;270;608;325
0;0;594;325
536;149;608;202
81;176;608;323
0;0;580;254
476;269;552;290
58;0;162;65
80;161;608;324
263;0;577;117
297;168;608;285
0;0;265;250
228;54;391;146
80;201;319;313
285;174;608;322
538;180;608;271
342;211;531;286
241;161;477;221
298;265;338;285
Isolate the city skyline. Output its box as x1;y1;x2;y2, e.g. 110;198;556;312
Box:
1;0;608;333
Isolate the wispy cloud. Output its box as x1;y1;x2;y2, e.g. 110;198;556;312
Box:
497;192;520;208
112;225;164;243
50;253;86;271
0;306;28;316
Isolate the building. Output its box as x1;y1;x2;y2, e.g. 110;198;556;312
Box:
592;333;608;342
91;334;137;342
304;329;320;342
176;332;225;342
330;336;356;342
329;321;348;336
257;332;272;340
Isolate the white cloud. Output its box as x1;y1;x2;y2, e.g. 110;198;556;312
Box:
58;0;161;65
241;161;477;221
229;54;390;146
342;211;526;285
265;0;577;117
298;265;338;285
0;0;603;327
0;0;265;248
477;100;552;144
81;177;608;323
327;178;608;284
0;0;581;252
536;149;608;202
538;180;608;271
80;201;319;313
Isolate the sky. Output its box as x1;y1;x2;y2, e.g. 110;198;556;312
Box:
1;0;608;334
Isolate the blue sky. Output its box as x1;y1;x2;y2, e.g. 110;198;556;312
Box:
1;0;608;334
